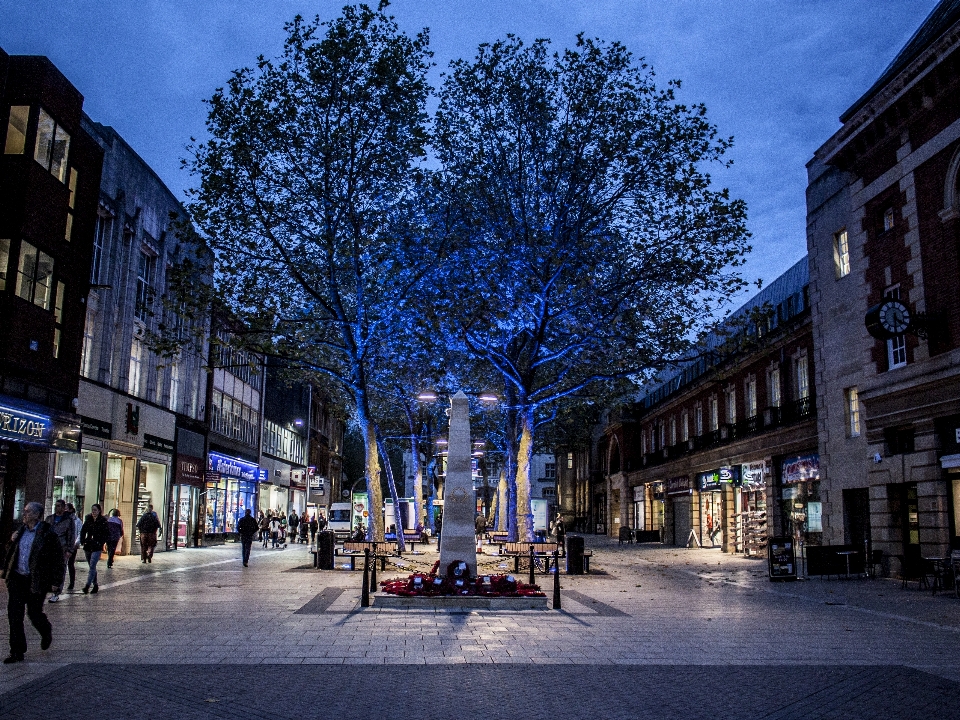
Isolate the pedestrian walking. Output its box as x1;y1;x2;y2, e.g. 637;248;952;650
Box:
43;499;77;603
298;516;309;544
236;509;258;567
79;503;109;594
1;501;63;663
475;513;486;547
269;513;283;548
552;513;566;555
260;511;271;548
256;510;265;543
63;503;79;591
136;505;161;563
309;513;320;544
288;510;300;544
106;509;124;567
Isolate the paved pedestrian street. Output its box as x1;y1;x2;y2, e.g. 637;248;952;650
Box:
2;538;960;719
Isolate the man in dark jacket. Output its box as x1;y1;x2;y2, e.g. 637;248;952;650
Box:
2;501;64;663
236;509;258;567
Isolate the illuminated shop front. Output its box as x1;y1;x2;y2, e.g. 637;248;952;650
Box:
697;466;740;550
206;451;262;536
779;453;821;547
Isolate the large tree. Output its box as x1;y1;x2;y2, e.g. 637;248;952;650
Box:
433;36;750;540
184;5;435;540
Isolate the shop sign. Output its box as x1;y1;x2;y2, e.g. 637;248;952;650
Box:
665;475;692;496
144;434;174;454
175;454;204;484
207;451;261;482
0;403;51;446
741;461;765;488
782;454;820;484
309;475;326;489
698;466;740;492
632;485;645;502
80;416;112;440
291;469;307;489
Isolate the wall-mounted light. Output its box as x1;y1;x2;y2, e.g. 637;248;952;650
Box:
293;418;304;428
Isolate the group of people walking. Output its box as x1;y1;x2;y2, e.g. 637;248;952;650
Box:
1;499;164;664
255;509;325;550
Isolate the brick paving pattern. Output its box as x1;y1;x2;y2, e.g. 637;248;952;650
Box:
0;537;958;718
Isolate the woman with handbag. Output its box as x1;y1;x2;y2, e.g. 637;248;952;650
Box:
79;504;109;594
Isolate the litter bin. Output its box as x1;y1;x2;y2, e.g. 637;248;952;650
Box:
316;530;335;570
566;535;585;575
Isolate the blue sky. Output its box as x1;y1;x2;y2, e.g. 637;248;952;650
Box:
0;0;939;300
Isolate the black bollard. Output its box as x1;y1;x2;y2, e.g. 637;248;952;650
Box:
528;544;536;586
370;543;378;587
361;548;370;607
552;550;561;610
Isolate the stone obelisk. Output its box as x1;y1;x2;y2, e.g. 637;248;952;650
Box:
438;391;478;577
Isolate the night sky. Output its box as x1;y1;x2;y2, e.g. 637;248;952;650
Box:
0;0;939;300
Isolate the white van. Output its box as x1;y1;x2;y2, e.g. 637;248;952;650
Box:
328;503;353;539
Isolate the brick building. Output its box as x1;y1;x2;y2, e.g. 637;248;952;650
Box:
0;49;103;535
806;0;960;573
599;259;818;553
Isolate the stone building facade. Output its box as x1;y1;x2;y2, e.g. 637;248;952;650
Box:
599;259;818;553
806;0;960;572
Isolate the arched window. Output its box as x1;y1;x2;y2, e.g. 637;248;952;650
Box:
941;145;960;222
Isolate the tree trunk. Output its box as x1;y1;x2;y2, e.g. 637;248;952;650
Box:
357;404;384;541
496;467;508;532
515;405;535;541
377;437;405;553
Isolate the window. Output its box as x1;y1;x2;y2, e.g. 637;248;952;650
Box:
883;207;895;232
64;169;78;241
845;387;861;437
169;361;180;413
795;354;809;400
0;238;9;291
833;229;850;278
33;108;70;182
91;215;111;284
135;249;155;322
745;377;757;417
129;336;144;397
709;396;719;431
681;410;689;441
694;404;703;436
885;426;915;455
768;364;781;407
566;452;573;470
669;416;677;446
545;463;556;480
15;241;54;309
725;387;736;425
81;309;96;379
52;281;65;358
885;287;907;369
4;106;29;155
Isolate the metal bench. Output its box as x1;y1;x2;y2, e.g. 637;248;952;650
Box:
334;541;391;571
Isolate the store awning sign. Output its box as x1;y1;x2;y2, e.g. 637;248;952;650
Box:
208;452;261;482
741;461;765;488
782;454;820;484
665;476;692;496
699;466;740;491
144;434;174;454
80;416;112;440
0;403;51;446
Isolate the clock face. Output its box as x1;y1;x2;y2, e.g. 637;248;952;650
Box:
879;300;911;334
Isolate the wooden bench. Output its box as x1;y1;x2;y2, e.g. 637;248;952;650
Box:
333;541;391;571
503;541;561;574
385;532;427;554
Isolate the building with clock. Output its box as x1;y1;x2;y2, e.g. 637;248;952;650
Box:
805;0;960;573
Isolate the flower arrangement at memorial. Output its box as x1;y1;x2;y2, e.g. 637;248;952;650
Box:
379;560;545;597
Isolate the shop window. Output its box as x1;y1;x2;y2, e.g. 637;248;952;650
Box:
4;105;29;155
33;107;70;183
833;229;850;278
884;426;915;456
0;238;9;291
15;241;54;310
845;387;861;437
64;168;78;241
